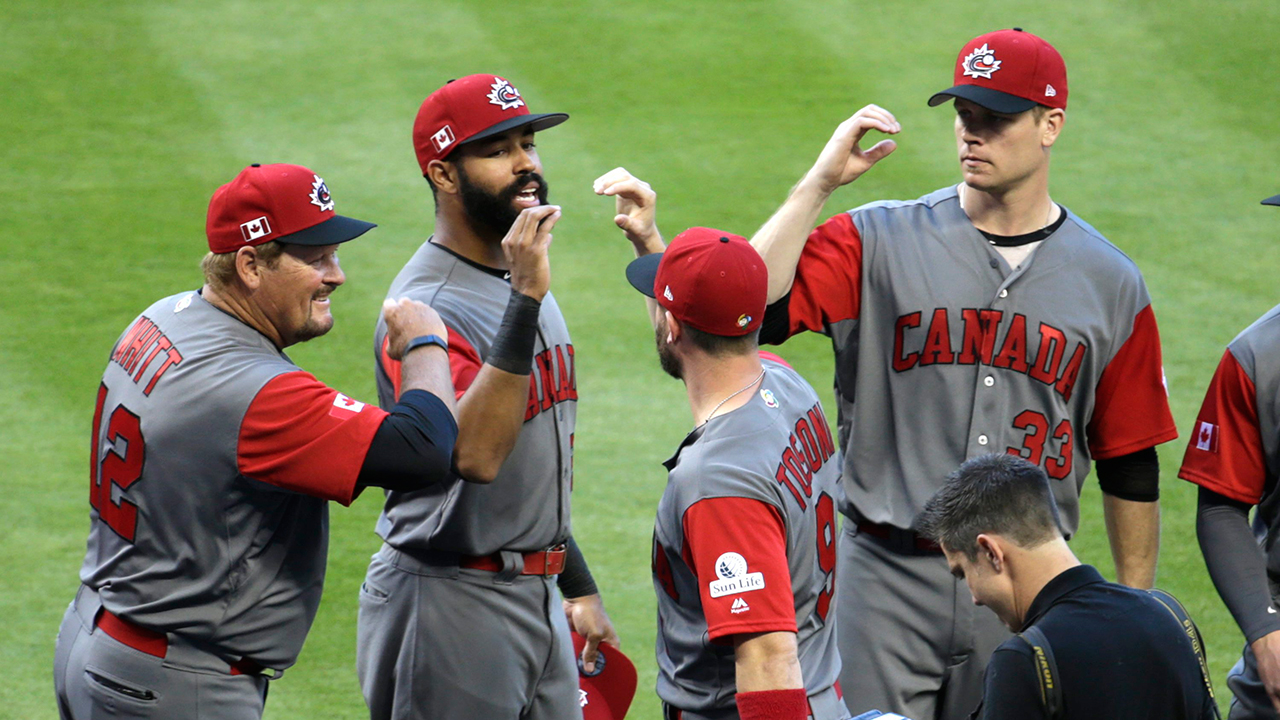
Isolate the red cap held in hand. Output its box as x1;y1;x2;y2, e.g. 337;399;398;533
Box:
626;227;768;337
205;163;375;253
572;632;638;720
928;28;1068;113
412;74;569;174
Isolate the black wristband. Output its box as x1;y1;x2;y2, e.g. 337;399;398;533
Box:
556;536;599;599
486;288;542;375
404;334;449;356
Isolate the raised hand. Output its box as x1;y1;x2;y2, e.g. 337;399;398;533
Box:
502;205;561;301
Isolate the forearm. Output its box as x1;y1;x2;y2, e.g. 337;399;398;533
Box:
398;343;456;415
557;536;599;599
1197;486;1280;642
752;179;832;303
733;632;803;692
631;233;666;329
1102;493;1160;588
453;289;541;483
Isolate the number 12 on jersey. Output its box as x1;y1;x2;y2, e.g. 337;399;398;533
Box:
90;383;146;542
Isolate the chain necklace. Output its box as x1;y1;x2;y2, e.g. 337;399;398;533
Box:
700;369;767;427
959;183;1054;234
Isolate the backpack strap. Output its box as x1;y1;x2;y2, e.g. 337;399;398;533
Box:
1017;625;1064;720
1147;588;1223;720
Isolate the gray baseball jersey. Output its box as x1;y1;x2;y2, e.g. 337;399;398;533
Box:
75;290;387;669
767;185;1178;534
373;241;575;554
358;239;581;720
652;356;845;718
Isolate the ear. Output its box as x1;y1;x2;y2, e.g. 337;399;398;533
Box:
234;246;265;291
427;158;461;196
665;310;682;344
1041;108;1065;149
975;534;1006;573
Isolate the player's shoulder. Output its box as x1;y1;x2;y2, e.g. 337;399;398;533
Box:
1226;303;1280;371
1054;208;1148;280
844;185;960;222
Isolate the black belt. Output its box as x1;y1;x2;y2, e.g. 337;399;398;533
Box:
856;521;943;554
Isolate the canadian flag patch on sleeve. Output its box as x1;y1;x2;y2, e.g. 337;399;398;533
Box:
1195;421;1219;453
330;393;366;419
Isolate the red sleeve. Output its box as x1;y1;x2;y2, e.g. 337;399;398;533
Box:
378;325;483;401
683;497;796;641
237;371;388;505
1178;349;1267;505
757;350;792;369
785;212;862;337
1086;304;1179;459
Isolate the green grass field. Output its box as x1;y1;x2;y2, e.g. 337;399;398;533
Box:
4;1;1279;717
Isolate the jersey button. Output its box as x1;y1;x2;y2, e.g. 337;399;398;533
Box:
999;288;1009;298
984;376;995;387
978;434;989;446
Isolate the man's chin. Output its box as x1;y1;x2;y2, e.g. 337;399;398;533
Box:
295;316;334;344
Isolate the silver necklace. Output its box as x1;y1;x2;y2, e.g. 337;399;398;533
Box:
700;369;767;426
959;184;1054;233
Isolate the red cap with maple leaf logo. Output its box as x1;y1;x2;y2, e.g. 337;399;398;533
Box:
412;74;569;174
928;28;1068;114
205;163;376;253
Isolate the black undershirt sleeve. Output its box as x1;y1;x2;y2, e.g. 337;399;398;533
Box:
357;389;458;492
1197;486;1280;643
1095;446;1160;502
557;535;599;599
758;292;792;346
978;646;1044;720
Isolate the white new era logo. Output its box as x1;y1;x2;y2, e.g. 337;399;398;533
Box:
1196;421;1217;452
240;216;271;242
730;597;750;614
432;125;455;153
663;285;674;302
1045;84;1057;98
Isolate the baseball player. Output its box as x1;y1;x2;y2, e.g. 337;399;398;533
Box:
597;166;849;718
1180;193;1280;719
746;29;1178;719
53;163;459;720
356;74;617;720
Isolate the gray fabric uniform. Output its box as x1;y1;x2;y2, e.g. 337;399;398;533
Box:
766;186;1178;720
358;241;580;720
1179;305;1280;720
56;291;380;720
653;358;849;720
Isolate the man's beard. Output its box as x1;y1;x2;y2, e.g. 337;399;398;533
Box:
457;166;549;238
655;320;682;379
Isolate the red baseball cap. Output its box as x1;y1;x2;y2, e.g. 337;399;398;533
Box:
572;633;637;720
412;74;569;174
205;163;376;253
928;28;1067;114
626;227;768;337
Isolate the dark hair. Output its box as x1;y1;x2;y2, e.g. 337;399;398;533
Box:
683;325;759;357
917;454;1064;559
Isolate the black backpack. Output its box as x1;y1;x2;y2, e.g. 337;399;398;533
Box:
1016;588;1221;719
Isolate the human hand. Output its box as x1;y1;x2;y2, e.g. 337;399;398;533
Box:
382;298;447;359
502;205;561;302
802;104;900;195
1252;630;1280;714
563;593;620;674
593;167;663;254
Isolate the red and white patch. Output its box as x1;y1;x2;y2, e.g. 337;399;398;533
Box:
962;43;1002;79
487;78;525;111
240;216;271;242
309;175;334;212
431;125;455;153
329;392;366;419
1195;421;1219;453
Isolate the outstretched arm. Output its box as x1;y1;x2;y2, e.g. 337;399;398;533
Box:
751;105;899;302
594;167;665;329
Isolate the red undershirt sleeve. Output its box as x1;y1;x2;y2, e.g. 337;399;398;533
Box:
1087;304;1179;459
1179;349;1268;505
238;371;388;506
785;212;863;337
379;324;483;401
683;497;796;641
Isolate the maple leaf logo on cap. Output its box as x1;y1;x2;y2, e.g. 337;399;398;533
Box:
962;43;1002;79
309;175;334;212
487;78;526;111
